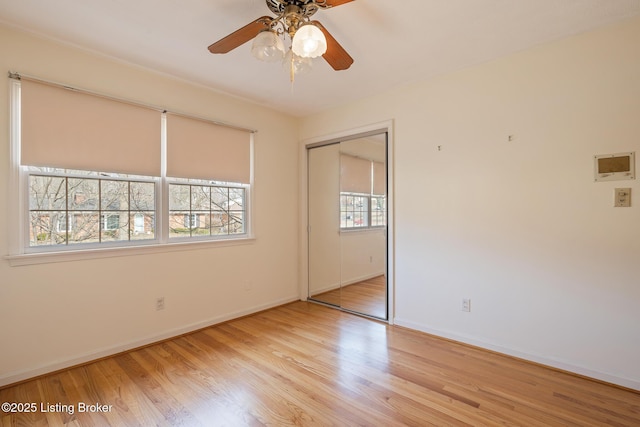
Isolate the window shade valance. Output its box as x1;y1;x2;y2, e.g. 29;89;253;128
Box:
20;79;162;176
166;113;251;184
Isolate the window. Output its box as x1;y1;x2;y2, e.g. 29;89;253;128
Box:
169;182;245;238
28;169;155;247
10;75;253;258
339;193;387;229
133;213;145;234
184;214;198;229
339;153;386;230
370;195;387;227
340;194;369;228
56;213;71;233
101;214;121;231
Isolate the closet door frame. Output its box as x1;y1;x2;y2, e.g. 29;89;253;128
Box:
299;120;395;324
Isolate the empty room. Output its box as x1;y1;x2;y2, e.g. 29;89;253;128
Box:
1;0;639;425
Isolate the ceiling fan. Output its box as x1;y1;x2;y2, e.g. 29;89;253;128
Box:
208;0;355;79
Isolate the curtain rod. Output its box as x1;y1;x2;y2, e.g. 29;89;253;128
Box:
8;71;258;134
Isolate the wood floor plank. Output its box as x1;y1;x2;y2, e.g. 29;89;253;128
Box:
83;358;165;426
197;327;357;425
207;323;422;426
1;301;639;426
222;316;475;426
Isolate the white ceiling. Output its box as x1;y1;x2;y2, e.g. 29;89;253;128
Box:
1;0;639;117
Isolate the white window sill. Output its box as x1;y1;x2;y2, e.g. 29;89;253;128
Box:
5;236;256;267
340;227;386;235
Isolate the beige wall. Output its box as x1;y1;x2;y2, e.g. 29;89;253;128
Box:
340;230;386;285
301;16;640;390
0;24;300;386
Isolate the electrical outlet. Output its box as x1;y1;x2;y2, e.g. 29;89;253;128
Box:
156;297;165;311
462;298;471;312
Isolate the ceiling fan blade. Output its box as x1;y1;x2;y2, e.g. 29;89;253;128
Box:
314;21;354;71
323;0;355;7
208;16;271;54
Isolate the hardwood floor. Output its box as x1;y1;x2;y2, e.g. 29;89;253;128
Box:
1;302;639;426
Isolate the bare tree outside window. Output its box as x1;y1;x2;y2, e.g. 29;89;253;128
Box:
28;169;156;247
169;181;246;239
27;169;245;247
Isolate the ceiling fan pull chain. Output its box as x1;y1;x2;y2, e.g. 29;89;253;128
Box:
290;50;296;84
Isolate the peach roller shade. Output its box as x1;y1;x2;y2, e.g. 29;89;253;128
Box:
166;113;250;184
373;161;386;195
21;79;161;176
340;154;371;194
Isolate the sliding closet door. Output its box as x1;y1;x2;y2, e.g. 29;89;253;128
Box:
308;143;341;306
339;134;387;319
307;131;388;320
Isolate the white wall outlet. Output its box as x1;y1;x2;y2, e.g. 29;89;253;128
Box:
462;298;471;312
156;297;165;311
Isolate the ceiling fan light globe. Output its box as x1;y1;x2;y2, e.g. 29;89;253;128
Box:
292;24;327;58
283;49;313;75
251;30;285;62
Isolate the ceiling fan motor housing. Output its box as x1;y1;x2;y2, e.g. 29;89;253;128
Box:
266;0;323;18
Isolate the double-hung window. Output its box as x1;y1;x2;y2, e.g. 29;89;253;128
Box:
169;184;245;237
10;75;253;259
28;170;156;246
339;154;386;230
165;112;250;241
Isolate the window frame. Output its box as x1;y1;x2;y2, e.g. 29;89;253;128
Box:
339;192;387;231
370;195;387;228
184;213;198;229
133;212;145;234
340;192;370;230
168;180;248;240
101;213;121;232
100;213;120;231
25;168;159;251
7;77;255;266
56;213;71;233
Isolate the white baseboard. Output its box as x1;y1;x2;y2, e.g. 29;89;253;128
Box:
341;272;385;287
6;304;636;392
0;296;300;388
309;272;385;297
309;282;340;295
394;317;640;392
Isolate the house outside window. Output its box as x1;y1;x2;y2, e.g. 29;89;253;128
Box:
169;182;246;239
28;170;156;246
